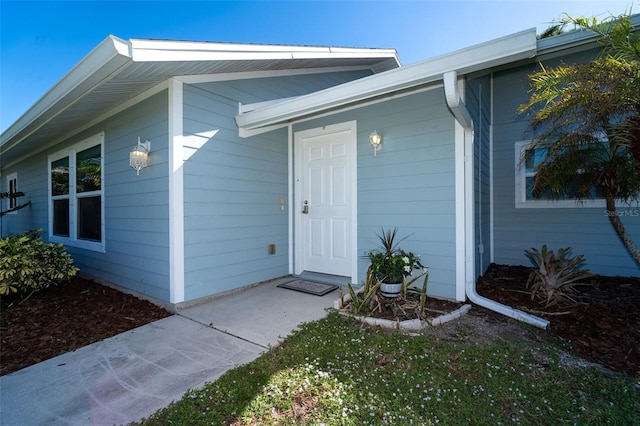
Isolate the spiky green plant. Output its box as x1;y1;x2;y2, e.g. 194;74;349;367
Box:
524;245;594;307
345;269;382;316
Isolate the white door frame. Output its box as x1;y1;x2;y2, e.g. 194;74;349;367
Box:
293;120;358;282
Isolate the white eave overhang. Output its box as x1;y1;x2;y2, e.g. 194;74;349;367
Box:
236;28;538;130
1;36;132;156
0;37;399;167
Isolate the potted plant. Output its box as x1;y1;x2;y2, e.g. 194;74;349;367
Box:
366;228;425;298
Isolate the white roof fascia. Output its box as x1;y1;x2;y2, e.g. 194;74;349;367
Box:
128;38;399;63
130;39;376;53
132;49;299;62
0;36;131;150
291;50;400;60
236;29;537;130
536;28;599;56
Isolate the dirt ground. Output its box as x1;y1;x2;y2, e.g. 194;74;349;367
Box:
1;264;639;377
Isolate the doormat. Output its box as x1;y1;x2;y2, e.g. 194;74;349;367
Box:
277;280;339;296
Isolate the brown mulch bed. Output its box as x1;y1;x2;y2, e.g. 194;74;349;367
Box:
0;277;172;376
477;263;640;377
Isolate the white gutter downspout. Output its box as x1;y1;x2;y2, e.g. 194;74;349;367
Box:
443;71;549;329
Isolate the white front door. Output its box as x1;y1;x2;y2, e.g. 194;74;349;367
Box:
294;121;357;279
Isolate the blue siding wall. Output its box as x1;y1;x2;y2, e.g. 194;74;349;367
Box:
467;75;492;277
96;92;171;300
1;158;48;237
2;92;172;300
182;70;371;300
492;50;640;277
294;88;458;299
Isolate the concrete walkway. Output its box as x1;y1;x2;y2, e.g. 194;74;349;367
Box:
0;277;341;426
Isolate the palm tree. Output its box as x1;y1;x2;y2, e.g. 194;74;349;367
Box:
518;12;640;268
564;12;640;171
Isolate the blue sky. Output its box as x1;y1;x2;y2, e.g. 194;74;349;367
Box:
0;0;636;133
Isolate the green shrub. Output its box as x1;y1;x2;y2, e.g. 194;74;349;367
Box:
0;229;78;296
524;245;593;307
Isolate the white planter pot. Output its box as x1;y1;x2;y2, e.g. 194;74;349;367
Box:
380;282;402;298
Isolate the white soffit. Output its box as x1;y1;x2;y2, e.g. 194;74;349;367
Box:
236;28;537;130
0;36;131;152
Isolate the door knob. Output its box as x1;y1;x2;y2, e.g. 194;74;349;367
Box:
302;200;309;214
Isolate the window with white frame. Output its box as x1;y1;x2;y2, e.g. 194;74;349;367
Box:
49;133;104;251
515;140;606;208
5;172;18;213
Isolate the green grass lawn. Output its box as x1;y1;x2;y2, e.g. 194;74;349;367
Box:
137;312;639;425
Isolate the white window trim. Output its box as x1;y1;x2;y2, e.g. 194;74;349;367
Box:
515;140;611;209
5;172;18;214
48;132;105;252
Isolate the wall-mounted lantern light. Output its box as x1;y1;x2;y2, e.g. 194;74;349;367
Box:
369;130;382;156
130;137;151;176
